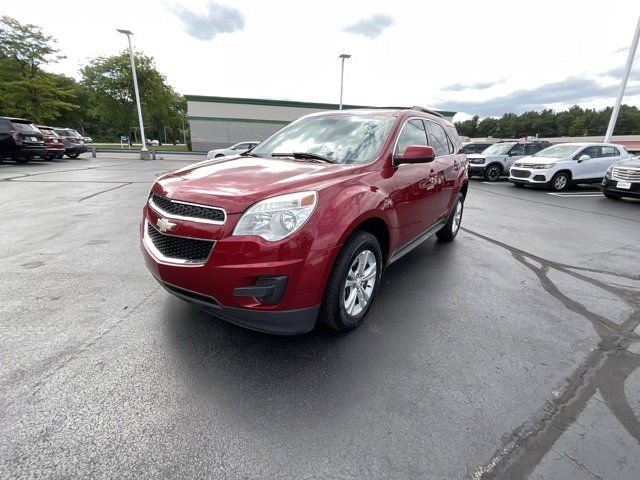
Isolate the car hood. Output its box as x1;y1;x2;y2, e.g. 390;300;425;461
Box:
154;156;360;214
613;158;640;168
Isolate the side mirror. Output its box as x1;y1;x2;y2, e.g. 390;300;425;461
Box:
578;154;590;163
395;145;435;165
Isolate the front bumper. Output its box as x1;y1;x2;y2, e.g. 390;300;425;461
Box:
66;144;88;154
508;168;550;185
141;202;336;334
156;278;319;334
601;177;640;199
468;164;486;175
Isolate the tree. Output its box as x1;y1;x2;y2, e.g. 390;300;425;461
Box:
0;16;78;122
81;52;186;142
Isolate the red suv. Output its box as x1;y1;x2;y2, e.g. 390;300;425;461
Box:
141;108;468;334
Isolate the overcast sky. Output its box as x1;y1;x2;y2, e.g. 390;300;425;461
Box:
4;0;639;121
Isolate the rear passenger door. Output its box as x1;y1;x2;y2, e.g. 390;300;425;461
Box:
425;120;456;216
595;146;622;178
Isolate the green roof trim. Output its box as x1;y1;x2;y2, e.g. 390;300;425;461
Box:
185;95;455;117
188;116;289;125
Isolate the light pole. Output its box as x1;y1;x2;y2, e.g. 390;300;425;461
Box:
338;54;351;110
117;29;150;159
605;16;640;143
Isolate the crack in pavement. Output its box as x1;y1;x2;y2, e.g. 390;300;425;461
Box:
78;183;132;202
463;227;640;480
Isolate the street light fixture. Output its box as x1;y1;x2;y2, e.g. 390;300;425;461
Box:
338;54;351;110
117;29;150;159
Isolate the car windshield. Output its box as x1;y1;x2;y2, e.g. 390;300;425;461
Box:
533;144;580;158
13;122;39;134
481;143;514;155
252;114;396;165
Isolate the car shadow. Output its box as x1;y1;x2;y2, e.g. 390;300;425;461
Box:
162;237;459;428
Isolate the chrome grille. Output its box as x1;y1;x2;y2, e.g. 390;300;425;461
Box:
149;193;226;224
612;167;640;182
145;221;214;264
510;169;531;178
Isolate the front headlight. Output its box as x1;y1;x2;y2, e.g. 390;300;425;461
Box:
233;191;318;241
605;165;614;178
469;158;485;164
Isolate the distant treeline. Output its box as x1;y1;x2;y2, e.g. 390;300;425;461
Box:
454;105;640;139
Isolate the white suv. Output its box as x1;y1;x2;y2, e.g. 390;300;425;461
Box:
508;143;630;192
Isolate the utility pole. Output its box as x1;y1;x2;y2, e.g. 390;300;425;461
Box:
338;54;351;110
604;16;640;143
117;29;150;159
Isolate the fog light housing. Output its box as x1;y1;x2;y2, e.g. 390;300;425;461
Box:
233;275;288;304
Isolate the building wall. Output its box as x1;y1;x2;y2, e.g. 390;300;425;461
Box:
187;95;456;152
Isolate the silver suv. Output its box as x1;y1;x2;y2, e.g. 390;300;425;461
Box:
467;141;551;181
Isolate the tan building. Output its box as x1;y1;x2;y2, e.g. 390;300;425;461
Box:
186;95;456;151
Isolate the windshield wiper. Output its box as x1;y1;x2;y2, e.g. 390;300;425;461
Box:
271;152;336;164
239;151;260;157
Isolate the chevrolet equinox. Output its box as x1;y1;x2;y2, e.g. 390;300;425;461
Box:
141;107;469;334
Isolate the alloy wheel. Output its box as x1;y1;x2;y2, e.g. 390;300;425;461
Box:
452;199;463;234
343;249;377;317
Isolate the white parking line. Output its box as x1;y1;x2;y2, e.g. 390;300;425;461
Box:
546;192;603;197
481;182;512;185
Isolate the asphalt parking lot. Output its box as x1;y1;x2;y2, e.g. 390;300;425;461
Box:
1;154;639;479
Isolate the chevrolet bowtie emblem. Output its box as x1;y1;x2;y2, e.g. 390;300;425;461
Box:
156;217;177;233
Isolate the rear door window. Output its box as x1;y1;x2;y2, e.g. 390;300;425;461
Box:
600;146;619;157
425;121;453;156
510;144;525;156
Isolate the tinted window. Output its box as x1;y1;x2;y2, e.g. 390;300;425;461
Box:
600;146;619;157
12;122;39;134
233;143;248;150
576;146;600;159
463;145;475;154
425;121;452;156
395;119;429;156
510;144;525;156
0;118;11;132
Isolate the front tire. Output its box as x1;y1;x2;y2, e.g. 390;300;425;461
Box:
320;231;382;332
67;152;80;159
603;191;621;200
484;164;502;182
549;172;570;192
437;193;464;242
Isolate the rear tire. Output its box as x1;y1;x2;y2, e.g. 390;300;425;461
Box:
549;172;570;192
67;152;80;159
319;231;382;332
483;164;502;182
436;193;464;242
15;156;29;164
215;154;225;158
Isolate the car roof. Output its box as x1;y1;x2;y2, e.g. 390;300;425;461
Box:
1;117;32;123
37;125;55;129
304;108;453;127
549;142;620;148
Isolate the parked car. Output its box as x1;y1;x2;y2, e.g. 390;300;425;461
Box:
509;143;630;192
601;155;640;200
462;142;494;155
0;117;46;163
36;125;66;160
467;140;552;181
207;141;260;159
141;107;468;334
53;128;88;158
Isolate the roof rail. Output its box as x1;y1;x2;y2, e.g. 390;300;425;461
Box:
408;106;444;118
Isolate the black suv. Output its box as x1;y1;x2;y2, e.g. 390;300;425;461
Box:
462;142;493;154
0;117;47;163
